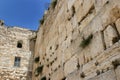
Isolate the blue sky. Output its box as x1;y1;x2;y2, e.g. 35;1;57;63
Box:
0;0;50;30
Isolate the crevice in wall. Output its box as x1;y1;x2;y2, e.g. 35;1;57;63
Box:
67;5;76;21
95;61;99;66
52;52;54;55
55;57;57;61
80;72;85;78
105;1;109;4
70;39;73;43
54;68;57;72
101;31;106;50
47;58;49;62
47;64;49;68
77;59;80;69
71;5;76;17
55;44;59;50
50;46;52;50
62;77;66;80
96;70;100;75
111;23;120;40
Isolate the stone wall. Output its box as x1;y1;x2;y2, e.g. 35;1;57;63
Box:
32;0;120;80
0;24;36;80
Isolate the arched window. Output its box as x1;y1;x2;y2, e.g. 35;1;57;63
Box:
17;40;23;48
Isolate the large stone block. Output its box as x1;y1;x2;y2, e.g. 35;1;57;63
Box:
104;25;118;48
90;32;104;58
64;55;78;76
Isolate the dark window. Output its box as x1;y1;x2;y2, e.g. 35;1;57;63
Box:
14;57;21;67
17;41;23;48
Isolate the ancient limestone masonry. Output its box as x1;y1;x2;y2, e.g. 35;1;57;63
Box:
0;21;36;80
32;0;120;80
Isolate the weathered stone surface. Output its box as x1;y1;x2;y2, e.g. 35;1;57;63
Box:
66;70;81;80
100;70;116;80
115;66;120;80
104;25;118;48
32;0;120;80
64;55;77;76
94;0;109;13
90;32;104;58
50;67;64;80
88;70;117;80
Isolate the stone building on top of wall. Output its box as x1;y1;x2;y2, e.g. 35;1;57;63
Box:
0;20;36;80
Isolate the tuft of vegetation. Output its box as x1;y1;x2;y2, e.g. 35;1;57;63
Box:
80;34;93;48
34;56;40;63
41;76;46;80
51;0;57;9
112;59;120;69
40;18;44;25
34;65;44;76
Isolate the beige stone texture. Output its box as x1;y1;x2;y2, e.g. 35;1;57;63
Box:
104;25;118;48
90;32;104;59
66;70;82;80
50;67;64;80
0;26;36;80
32;0;120;80
88;70;117;80
64;55;78;76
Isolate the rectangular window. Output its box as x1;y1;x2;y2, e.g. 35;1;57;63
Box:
14;57;21;67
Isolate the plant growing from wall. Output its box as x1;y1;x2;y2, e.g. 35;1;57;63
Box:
80;34;93;48
34;56;40;63
40;18;44;25
41;76;46;80
34;65;44;76
51;0;57;9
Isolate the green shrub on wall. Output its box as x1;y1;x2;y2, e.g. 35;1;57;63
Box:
34;56;39;63
80;34;93;48
51;0;57;9
40;18;44;25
